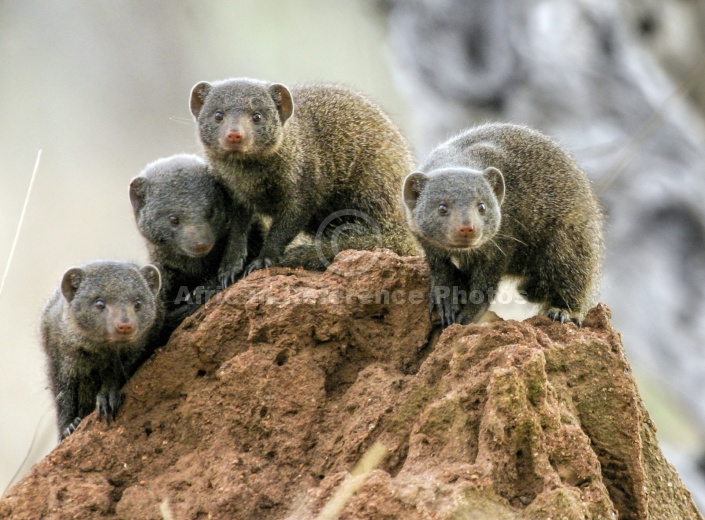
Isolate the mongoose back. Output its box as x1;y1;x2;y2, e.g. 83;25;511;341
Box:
41;261;163;441
190;78;417;282
403;123;603;326
130;154;262;335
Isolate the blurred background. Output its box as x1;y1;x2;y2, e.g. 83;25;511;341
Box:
1;0;704;511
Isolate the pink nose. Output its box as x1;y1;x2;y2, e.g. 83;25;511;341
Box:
116;322;134;334
227;131;243;143
458;225;475;236
195;242;211;253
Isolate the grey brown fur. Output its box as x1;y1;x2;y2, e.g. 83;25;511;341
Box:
403;123;603;326
41;261;163;441
190;78;417;283
130;154;262;336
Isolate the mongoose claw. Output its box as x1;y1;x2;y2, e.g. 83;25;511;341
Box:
429;287;459;328
243;257;273;277
60;416;83;441
219;272;234;289
96;387;123;425
218;258;245;288
547;307;579;325
449;307;457;327
547;308;567;323
440;305;458;328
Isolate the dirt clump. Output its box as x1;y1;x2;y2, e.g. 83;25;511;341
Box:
1;250;701;519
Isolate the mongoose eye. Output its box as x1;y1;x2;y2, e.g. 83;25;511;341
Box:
252;112;262;123
95;299;106;310
214;111;224;122
478;202;487;215
438;203;448;215
134;300;142;311
168;215;180;226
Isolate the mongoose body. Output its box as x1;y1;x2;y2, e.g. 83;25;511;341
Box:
41;261;163;441
190;78;417;282
403;123;603;326
130;154;261;335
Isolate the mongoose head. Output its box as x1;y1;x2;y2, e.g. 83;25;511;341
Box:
130;154;231;259
60;262;161;345
189;78;293;160
402;167;505;250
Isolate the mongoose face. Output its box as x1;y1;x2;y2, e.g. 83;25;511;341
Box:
190;78;293;160
60;262;161;345
403;167;505;251
130;155;231;259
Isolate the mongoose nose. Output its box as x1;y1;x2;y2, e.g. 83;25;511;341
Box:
194;242;212;253
116;321;134;334
227;131;243;143
458;225;475;236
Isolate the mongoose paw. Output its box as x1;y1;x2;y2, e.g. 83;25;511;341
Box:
60;416;83;441
96;387;123;425
243;257;273;277
429;286;459;328
547;308;581;326
218;257;245;288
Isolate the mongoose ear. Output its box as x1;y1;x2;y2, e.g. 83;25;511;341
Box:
483;167;505;205
402;172;429;211
129;177;147;213
60;267;84;302
190;81;212;119
269;84;293;124
140;265;162;295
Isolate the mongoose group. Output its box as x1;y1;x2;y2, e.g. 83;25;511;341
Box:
41;78;603;441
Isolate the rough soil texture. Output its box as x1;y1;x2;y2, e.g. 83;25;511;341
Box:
1;250;702;519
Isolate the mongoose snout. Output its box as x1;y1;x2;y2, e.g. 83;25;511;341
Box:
226;130;243;142
445;209;485;248
114;320;134;335
215;112;257;153
104;304;141;340
181;224;216;257
457;225;475;236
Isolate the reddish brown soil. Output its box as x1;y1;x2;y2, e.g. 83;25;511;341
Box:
1;250;701;519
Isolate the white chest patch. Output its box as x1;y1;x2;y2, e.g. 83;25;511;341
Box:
450;255;461;269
